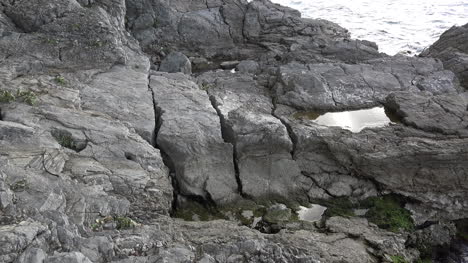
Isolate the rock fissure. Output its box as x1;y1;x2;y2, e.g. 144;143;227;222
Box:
148;74;179;215
208;95;245;197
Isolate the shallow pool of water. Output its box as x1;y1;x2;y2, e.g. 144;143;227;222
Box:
294;107;395;133
298;204;327;222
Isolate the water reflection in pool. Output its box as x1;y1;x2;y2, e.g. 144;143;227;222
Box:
294;107;397;132
298;204;327;222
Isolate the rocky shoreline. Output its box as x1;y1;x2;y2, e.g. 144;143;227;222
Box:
0;0;467;262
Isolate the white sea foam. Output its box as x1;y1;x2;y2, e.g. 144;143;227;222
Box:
270;0;468;55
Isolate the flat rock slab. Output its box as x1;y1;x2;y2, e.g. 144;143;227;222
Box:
386;92;468;136
275;56;458;111
150;72;239;204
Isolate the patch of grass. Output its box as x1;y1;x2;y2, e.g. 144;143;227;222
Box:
54;76;67;86
16;90;37;105
364;195;414;232
0;90;15;103
390;255;408;263
0;89;37;105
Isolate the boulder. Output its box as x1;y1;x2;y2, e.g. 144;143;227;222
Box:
421;23;468;88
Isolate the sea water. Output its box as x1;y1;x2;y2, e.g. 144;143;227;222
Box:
270;0;468;55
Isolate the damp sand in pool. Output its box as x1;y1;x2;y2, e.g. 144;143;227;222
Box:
294;107;397;133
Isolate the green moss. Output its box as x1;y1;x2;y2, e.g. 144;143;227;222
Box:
364;196;414;232
317;197;356;218
390;255;408;263
54;76;67;86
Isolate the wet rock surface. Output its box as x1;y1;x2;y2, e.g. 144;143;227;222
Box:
0;0;467;262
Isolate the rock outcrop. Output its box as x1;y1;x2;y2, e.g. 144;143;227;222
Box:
0;0;467;262
421;23;468;88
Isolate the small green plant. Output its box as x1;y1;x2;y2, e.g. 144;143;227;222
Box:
16;90;37;105
54;76;66;86
0;90;15;103
115;217;137;230
200;84;213;91
0;89;37;105
390;255;408;263
91;223;100;231
43;38;59;45
364;196;414;232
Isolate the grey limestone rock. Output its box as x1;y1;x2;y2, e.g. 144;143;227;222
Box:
150;72;239;204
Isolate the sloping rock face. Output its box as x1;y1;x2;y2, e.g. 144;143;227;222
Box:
421;23;468;88
0;0;467;262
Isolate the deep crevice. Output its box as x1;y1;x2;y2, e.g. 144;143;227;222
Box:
270;97;298;158
301;171;336;198
149;75;180;215
208;95;248;198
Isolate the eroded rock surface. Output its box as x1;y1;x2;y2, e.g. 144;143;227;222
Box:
0;0;467;262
